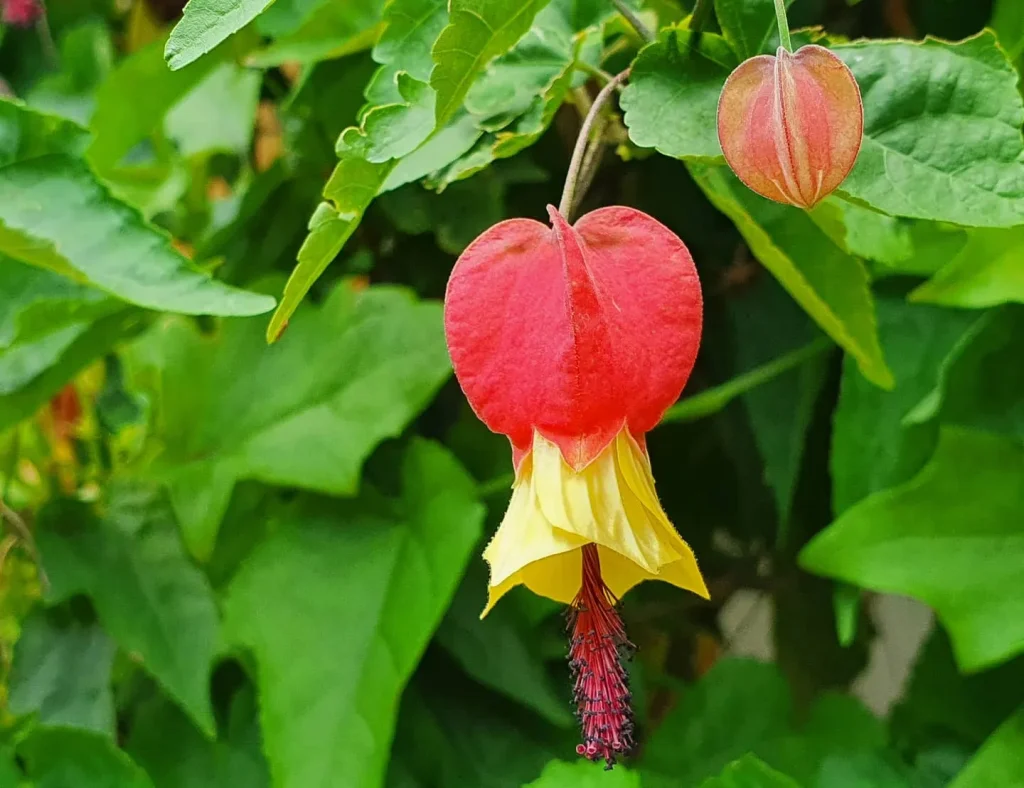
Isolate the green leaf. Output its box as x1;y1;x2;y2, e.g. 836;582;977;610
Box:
836;32;1024;228
37;487;222;735
365;0;448;105
924;308;1024;441
7;612;116;735
266;0;445;340
0;154;274;316
0;260;122;403
267;163;391;342
0;259;116;350
642;659;792;784
621;26;736;162
729;275;829;527
815;199;914;267
714;0;796;60
831;297;983;514
993;0;1024;61
526;759;642;787
801;427;1024;671
0;751;19;788
389;675;567;787
435;562;573;727
246;0;382;66
127;688;269;788
129;282;450;559
223;440;484;788
0;98;91;164
699;755;801;788
464;0;584;121
910;227;1024;309
949;706;1024;788
814;754;911;788
165;0;274;70
0;309;139;432
689;164;892;388
23;21;114;127
19;727;154;788
429;0;550;126
431;0;608;188
87;34;221;170
164;62;262;156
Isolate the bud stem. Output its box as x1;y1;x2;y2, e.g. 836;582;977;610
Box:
773;0;793;51
559;69;630;221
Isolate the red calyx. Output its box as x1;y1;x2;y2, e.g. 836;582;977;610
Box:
568;544;636;769
444;205;702;470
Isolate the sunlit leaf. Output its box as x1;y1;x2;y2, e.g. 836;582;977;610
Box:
836;32;1024;227
19;727;154;788
129;281;450;559
224;440;484;788
802;427;1024;671
38;487;223;735
165;0;275;70
7;612;116;736
429;0;549;126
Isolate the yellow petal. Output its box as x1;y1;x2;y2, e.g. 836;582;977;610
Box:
481;429;709;616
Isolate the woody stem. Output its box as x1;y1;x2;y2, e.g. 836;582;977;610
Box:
773;0;793;51
558;69;630;221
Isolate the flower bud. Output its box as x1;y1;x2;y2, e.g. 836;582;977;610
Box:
717;44;863;209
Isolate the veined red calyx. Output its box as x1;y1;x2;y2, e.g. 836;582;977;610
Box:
444;205;702;471
717;44;864;209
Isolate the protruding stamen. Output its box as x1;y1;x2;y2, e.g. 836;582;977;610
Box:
567;544;636;769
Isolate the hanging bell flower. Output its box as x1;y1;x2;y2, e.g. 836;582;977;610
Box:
444;204;708;767
717;44;863;208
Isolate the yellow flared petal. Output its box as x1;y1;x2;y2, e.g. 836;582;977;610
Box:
481;429;708;616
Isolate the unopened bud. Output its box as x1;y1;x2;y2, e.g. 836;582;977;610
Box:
717;45;863;209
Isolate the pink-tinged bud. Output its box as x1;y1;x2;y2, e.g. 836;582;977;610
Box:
717;45;863;209
2;0;43;26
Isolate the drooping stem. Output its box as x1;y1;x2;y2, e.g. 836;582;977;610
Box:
611;0;654;44
574;112;611;216
773;0;793;51
559;69;630;220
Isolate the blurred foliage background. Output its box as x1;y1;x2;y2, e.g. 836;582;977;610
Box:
0;0;1023;786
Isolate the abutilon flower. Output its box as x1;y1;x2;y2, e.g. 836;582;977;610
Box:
1;0;42;26
717;45;863;209
444;204;708;767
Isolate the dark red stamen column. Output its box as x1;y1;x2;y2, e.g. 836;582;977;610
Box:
568;544;636;769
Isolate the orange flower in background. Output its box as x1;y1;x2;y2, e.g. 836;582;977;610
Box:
444;204;708;766
717;45;863;208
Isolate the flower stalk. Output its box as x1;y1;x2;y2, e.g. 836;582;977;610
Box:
559;69;630;220
773;0;793;51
